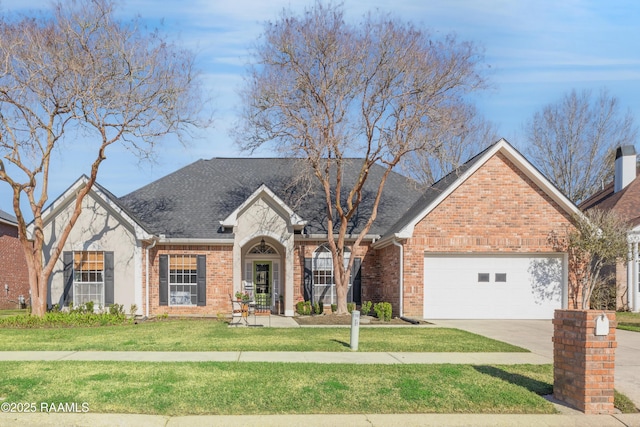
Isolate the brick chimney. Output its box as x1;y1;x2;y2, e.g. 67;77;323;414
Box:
614;145;637;193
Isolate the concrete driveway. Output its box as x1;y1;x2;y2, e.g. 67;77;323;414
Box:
433;319;640;409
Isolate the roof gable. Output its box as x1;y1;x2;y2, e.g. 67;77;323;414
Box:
31;175;152;240
220;184;306;230
377;139;581;244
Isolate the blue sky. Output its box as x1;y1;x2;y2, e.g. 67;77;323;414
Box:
1;0;639;217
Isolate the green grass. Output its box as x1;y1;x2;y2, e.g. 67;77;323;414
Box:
617;311;640;332
0;361;556;415
615;389;639;413
0;309;28;318
0;319;526;352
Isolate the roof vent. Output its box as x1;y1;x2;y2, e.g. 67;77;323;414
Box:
614;145;637;193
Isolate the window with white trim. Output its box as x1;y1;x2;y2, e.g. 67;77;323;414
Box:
169;255;198;306
73;251;105;307
312;244;351;305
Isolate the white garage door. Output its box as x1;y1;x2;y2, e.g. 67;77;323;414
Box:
424;254;565;319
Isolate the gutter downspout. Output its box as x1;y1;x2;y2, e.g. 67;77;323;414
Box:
145;238;158;318
392;239;404;317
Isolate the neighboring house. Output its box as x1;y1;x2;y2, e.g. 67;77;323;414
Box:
0;209;29;309
39;139;581;319
580;145;640;312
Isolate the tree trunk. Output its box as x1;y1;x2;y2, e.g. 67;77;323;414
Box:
19;225;48;316
335;275;348;314
26;253;48;316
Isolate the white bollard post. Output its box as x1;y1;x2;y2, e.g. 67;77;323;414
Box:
350;310;360;351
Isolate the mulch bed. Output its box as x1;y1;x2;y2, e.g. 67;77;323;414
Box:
293;314;429;326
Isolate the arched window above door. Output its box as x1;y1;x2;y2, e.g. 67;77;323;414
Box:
248;238;278;255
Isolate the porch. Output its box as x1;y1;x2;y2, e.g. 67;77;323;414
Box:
228;314;299;328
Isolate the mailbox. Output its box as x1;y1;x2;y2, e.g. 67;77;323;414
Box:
595;314;610;336
350;310;360;351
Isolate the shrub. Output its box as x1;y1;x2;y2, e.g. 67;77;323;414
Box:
331;304;337;313
296;301;312;315
313;302;323;315
347;302;355;313
129;304;138;317
361;301;372;316
373;302;392;322
85;301;95;313
0;310;132;328
109;304;125;316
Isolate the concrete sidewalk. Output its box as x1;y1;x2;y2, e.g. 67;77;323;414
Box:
2;411;640;427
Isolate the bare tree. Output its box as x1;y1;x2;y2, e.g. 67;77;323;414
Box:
524;88;637;205
235;2;488;314
549;209;629;310
0;0;209;316
401;104;498;185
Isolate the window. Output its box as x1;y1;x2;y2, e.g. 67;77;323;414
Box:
169;255;198;306
495;273;507;282
478;273;490;282
158;254;206;307
73;251;105;307
311;244;351;305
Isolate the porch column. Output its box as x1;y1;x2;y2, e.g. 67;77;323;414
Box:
634;241;639;312
628;242;634;311
284;243;295;316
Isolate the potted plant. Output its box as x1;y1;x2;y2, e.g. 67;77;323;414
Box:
235;291;250;302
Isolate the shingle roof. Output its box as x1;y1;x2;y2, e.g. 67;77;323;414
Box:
118;158;422;239
580;174;640;227
0;208;17;225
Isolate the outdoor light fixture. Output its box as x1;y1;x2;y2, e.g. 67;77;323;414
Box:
259;238;266;252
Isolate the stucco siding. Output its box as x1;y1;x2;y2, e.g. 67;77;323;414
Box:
44;191;138;309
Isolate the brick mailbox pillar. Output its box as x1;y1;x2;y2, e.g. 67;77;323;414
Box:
552;309;617;414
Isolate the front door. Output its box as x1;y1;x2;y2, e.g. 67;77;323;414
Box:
254;261;271;313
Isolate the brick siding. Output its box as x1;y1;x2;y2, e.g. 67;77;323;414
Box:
0;222;29;310
615;261;628;310
293;240;372;305
139;151;580;319
144;244;233;316
378;153;577;318
553;309;616;414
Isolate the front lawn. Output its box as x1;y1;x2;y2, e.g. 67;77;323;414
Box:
617;311;640;332
0;309;27;318
0;361;555;415
0;318;526;352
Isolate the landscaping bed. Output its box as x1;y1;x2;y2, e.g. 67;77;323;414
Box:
294;313;428;326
